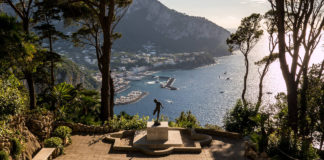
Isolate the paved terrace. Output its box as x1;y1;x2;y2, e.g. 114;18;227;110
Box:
55;134;245;160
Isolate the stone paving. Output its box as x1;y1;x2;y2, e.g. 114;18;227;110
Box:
55;134;245;160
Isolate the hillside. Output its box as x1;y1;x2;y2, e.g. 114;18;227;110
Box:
113;0;231;56
50;0;230;69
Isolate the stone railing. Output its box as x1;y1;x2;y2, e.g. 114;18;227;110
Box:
53;121;113;134
194;128;242;139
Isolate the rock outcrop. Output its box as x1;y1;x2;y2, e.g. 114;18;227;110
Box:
26;113;54;140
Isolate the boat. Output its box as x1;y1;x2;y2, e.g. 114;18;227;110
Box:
146;81;156;84
166;99;173;104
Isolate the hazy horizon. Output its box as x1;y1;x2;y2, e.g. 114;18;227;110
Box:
158;0;270;30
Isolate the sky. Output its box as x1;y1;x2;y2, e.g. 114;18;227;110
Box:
158;0;271;30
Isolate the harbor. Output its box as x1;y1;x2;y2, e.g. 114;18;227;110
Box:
114;91;148;105
113;78;130;93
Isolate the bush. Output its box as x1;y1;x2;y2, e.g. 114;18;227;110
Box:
53;126;72;139
44;137;63;148
204;124;224;131
174;111;200;128
0;150;9;160
10;138;22;158
108;112;149;131
223;99;257;135
0;75;27;120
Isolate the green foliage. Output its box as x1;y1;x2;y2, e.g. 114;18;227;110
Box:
174;111;200;128
55;58;100;89
10;138;22;158
108;112;149;131
0;75;27;119
38;82;101;125
255;53;279;66
226;13;263;54
53;126;72;139
223;100;257;135
0;122;14;137
204;124;224;131
44;137;63;148
0;13;24;74
0;150;9;160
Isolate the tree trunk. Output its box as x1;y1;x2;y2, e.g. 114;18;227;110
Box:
49;35;55;87
300;55;311;138
275;0;298;133
23;17;38;110
320;133;324;151
26;73;36;109
100;39;111;122
100;65;110;122
109;75;114;118
257;52;273;110
23;18;29;34
242;55;249;105
319;60;324;79
99;0;115;123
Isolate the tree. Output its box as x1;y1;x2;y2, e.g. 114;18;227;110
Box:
254;10;279;108
2;0;38;109
0;13;25;74
61;0;132;122
269;0;324;133
227;13;263;105
34;0;66;87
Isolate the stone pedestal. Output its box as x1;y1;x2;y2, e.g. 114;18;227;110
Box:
147;121;168;141
133;121;183;149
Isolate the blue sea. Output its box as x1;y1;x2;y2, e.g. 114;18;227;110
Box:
115;37;324;126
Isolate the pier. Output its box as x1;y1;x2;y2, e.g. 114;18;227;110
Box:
114;91;148;105
161;77;178;90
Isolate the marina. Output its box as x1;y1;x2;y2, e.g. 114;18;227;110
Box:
115;91;148;105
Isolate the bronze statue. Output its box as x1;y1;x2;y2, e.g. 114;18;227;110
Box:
153;99;164;125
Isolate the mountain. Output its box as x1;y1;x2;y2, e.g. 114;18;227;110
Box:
113;0;231;56
2;0;231;69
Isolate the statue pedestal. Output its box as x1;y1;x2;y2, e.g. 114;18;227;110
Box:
147;121;168;141
133;121;183;149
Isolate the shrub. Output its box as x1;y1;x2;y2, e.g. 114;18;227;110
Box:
108;112;149;131
204;124;224;131
174;111;200;128
0;75;27;120
0;150;9;160
223;99;257;135
44;137;63;156
53;126;72;139
44;137;63;148
10;138;22;158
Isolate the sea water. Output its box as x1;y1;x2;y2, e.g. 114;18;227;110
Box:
115;37;324;126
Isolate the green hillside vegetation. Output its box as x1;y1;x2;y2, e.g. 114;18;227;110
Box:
56;58;100;90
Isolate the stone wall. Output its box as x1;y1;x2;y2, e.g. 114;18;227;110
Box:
194;128;242;139
0;115;41;160
26;112;54;140
53;121;113;134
